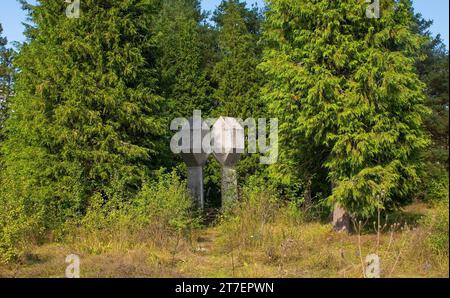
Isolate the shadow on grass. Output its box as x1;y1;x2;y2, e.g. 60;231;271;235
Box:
355;208;425;235
22;252;49;265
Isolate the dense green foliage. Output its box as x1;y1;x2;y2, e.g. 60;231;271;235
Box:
0;23;14;142
66;170;200;241
413;14;449;202
260;0;430;217
211;0;263;118
0;0;166;261
0;0;447;262
155;0;212;118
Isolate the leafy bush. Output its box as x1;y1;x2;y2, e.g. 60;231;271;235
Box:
421;199;449;256
63;171;201;252
0;202;41;263
132;170;201;232
1;170;201;261
0;173;44;263
423;168;449;202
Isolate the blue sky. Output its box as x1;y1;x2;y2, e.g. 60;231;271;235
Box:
1;0;448;48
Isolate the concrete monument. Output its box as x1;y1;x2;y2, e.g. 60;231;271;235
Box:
179;117;210;209
212;117;245;205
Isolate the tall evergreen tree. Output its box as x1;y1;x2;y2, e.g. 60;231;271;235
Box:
151;0;214;176
1;0;165;236
213;0;263;40
413;14;449;200
212;0;263;119
207;0;265;202
0;23;14;142
261;0;429;229
155;0;212;118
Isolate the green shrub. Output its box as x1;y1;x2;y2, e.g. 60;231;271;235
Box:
283;197;305;225
419;161;449;203
63;170;201;251
132;170;202;232
0;202;41;263
426;172;449;202
1;170;201;261
0;173;44;263
421;199;449;256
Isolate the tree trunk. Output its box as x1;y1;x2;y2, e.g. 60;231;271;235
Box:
332;203;351;232
331;181;351;232
303;178;312;209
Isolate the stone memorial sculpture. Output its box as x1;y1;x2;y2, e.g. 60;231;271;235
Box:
211;117;245;205
179;117;211;209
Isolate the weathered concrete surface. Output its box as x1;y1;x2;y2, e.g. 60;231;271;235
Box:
187;166;205;209
179;117;210;209
212;116;244;167
179;117;210;167
212;117;244;205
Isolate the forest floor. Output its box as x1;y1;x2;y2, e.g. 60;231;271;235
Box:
0;201;448;278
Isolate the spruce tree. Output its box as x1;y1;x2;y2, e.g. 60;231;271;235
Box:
151;0;214;176
212;0;263;119
413;14;449;200
1;0;165;237
208;0;265;198
261;0;429;229
155;0;212;118
0;23;14;142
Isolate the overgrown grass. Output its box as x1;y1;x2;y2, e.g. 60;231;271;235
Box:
60;171;201;256
0;171;201;265
213;185;449;277
0;177;448;277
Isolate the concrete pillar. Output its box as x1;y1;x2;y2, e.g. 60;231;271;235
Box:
177;114;210;211
187;166;204;209
211;116;245;207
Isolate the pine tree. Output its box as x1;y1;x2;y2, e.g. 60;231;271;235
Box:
1;0;165;236
261;0;429;229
